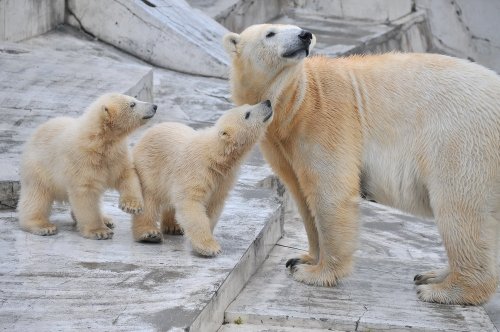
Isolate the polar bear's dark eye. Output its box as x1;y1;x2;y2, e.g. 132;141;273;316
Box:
266;31;276;38
130;102;136;108
245;112;250;119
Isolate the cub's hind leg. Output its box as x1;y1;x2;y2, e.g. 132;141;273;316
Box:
132;194;162;243
18;183;56;236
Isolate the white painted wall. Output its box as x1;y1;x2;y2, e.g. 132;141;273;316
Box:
0;0;64;41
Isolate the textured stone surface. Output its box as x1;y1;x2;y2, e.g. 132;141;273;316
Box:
272;10;430;57
416;0;500;73
188;0;282;33
67;0;230;78
223;203;500;331
0;0;64;41
0;26;153;207
288;0;413;22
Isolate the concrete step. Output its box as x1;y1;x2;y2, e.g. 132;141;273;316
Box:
0;26;153;209
223;202;499;332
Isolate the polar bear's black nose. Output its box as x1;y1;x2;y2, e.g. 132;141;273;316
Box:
264;100;271;108
299;30;312;42
153;104;158;111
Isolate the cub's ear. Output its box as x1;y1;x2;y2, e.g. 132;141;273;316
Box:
223;33;241;56
219;129;231;140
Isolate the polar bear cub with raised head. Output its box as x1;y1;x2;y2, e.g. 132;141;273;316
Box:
223;24;500;305
132;101;273;256
18;93;157;239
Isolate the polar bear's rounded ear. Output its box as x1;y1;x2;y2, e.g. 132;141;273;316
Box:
223;33;241;56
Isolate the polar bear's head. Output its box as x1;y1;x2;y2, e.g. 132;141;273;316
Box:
223;24;316;74
93;93;157;136
216;100;273;155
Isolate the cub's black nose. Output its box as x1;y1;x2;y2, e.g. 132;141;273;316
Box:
264;100;271;107
153;104;158;111
299;30;312;42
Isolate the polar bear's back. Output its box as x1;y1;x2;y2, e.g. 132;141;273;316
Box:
21;116;77;188
132;122;197;200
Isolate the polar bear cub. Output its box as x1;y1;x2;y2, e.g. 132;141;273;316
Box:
132;101;273;256
18;93;157;239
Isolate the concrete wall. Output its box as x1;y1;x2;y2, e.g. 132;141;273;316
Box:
416;0;500;73
0;0;64;41
284;0;413;22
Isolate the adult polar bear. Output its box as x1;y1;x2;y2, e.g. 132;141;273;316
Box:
223;24;500;305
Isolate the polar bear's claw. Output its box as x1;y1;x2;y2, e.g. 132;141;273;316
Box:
119;199;144;215
138;230;163;243
286;258;301;269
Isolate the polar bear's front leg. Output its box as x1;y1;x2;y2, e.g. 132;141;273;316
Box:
116;167;144;215
260;139;319;266
68;189;112;240
176;200;221;257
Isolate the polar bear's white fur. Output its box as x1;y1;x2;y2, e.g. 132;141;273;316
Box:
223;24;500;304
132;101;273;256
18;93;157;239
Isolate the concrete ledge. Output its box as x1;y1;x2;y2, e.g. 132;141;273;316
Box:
67;0;230;78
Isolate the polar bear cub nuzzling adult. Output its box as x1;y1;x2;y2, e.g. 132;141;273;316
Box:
223;24;500;305
18;93;157;239
132;101;273;256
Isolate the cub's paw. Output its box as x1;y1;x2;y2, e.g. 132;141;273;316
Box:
25;222;58;236
82;227;114;240
136;229;163;243
102;215;115;229
119;197;144;214
162;223;184;236
191;237;221;257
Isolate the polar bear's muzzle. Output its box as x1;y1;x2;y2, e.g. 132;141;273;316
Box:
282;30;312;59
262;100;273;123
142;103;158;120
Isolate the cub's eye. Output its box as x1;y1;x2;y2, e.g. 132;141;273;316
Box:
266;31;276;38
130;102;136;108
245;112;250;119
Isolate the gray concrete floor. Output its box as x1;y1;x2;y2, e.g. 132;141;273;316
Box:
222;202;500;331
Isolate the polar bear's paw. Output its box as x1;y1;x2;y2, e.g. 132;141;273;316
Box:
102;215;115;229
191;237;221;257
137;229;163;243
414;268;449;285
416;274;497;305
290;263;340;287
26;222;58;236
286;253;317;268
82;227;114;240
119;197;144;215
162;222;184;235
